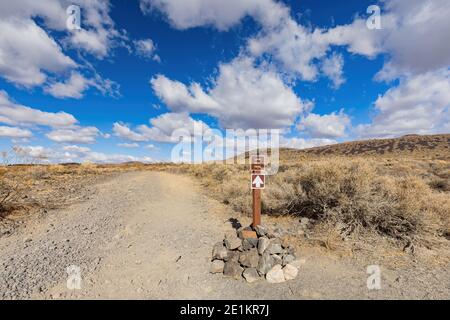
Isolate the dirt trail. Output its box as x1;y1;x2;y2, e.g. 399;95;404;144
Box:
1;171;448;299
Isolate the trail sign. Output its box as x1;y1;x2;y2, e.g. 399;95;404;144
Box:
250;155;266;227
251;174;265;189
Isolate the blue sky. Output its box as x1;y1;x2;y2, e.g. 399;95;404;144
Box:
0;0;449;163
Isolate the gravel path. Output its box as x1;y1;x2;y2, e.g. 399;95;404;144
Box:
1;171;448;299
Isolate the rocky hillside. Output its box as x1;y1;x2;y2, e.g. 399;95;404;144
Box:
281;134;450;160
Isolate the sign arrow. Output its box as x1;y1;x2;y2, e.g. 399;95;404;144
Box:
253;175;264;188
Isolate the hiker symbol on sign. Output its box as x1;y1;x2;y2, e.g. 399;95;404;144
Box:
251;174;265;189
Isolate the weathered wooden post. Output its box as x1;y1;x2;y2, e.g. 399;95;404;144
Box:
250;155;265;228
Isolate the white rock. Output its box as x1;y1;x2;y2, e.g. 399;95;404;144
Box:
257;237;270;255
266;265;285;283
243;268;260;283
210;260;225;274
283;264;299;281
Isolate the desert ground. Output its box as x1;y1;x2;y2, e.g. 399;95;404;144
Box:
0;134;449;299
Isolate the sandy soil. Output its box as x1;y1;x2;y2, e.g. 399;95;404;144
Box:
0;171;448;299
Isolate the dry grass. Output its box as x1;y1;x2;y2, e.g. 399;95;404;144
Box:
175;156;450;249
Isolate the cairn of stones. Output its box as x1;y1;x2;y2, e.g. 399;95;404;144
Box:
210;225;299;283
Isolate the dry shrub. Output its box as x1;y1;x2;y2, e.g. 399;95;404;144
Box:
0;168;32;217
262;159;449;243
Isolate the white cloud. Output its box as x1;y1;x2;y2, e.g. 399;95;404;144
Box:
152;57;307;129
321;53;345;89
0;126;32;138
70;29;109;58
46;126;100;144
66;0;126;58
356;69;450;138
0;0;124;91
134;38;160;62
45;72;90;99
13;145;55;162
375;0;450;79
139;0;285;31
0;90;77;127
44;72;120;99
118;143;139;148
114;112;211;143
281;137;337;150
113;123;148;142
0;18;75;87
13;145;153;164
298;110;350;139
62;145;91;153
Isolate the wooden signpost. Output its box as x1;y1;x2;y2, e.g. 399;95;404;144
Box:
250;155;265;227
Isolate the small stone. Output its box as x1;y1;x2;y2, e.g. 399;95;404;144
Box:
23;238;32;243
225;237;242;250
266;241;283;255
282;254;296;266
224;250;240;263
239;229;258;239
283;264;299;280
212;242;228;260
225;230;238;240
266;265;285;283
239;249;260;268
243;268;260;283
257;237;270;255
271;254;282;266
210;260;225;274
257;252;274;275
254;225;267;237
223;262;244;279
242;238;257;251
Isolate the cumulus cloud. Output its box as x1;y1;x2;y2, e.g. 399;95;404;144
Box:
321;53;346;89
139;0;285;31
62;145;91;153
0;90;77;127
356;69;450;138
0;0;124;91
375;0;450;80
134;38;160;62
13;145;153;164
45;72;90;99
44;72;120;99
112;123;148;142
118;143;139;148
46;126;100;144
281;137;337;150
114;112;211;143
0;18;76;87
0;126;32;138
152;57;307;129
298;110;351;139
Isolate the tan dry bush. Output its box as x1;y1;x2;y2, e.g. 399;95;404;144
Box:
222;176;252;214
0;168;32;217
263;159;450;243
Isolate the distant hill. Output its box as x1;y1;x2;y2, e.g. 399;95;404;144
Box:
280;134;450;160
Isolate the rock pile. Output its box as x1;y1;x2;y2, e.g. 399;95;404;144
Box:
210;225;300;283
